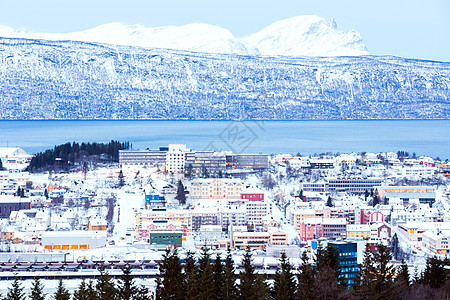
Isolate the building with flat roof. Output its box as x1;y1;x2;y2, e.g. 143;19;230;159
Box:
185;151;226;177
119;149;167;166
226;154;268;170
377;186;436;206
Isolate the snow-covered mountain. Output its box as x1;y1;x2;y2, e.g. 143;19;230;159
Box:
0;37;448;120
241;15;368;56
0;15;367;56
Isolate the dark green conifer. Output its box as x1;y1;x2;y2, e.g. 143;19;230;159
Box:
30;276;45;300
183;251;198;300
223;247;237;300
54;278;71;300
156;248;184;300
197;246;214;300
297;251;317;300
212;253;224;300
421;256;447;289
238;247;269;300
6;276;26;300
271;252;296;300
118;265;137;300
133;286;153;300
95;265;117;300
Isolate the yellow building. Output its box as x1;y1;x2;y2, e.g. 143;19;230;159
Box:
190;178;244;200
136;210;191;238
233;232;270;249
268;228;288;246
346;224;370;240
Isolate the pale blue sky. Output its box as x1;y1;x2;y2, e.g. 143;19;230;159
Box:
0;0;449;61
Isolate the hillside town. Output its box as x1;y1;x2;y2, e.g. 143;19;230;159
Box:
0;144;450;292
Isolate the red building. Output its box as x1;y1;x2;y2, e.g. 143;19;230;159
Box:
240;187;264;201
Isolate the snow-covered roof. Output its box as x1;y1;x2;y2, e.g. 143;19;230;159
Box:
0;147;28;158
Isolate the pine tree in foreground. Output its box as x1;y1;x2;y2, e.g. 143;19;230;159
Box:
212;253;224;300
96;265;118;300
6;276;26;300
223;247;238;300
118;265;137;300
272;252;296;300
156;248;184;300
297;251;317;300
30;276;45;300
183;251;199;300
133;286;153;300
73;279;93;300
54;278;71;300
197;246;214;300
238;247;270;300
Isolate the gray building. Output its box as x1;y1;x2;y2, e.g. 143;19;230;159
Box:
185;151;226;176
226;154;268;170
119;148;167;166
0;196;31;218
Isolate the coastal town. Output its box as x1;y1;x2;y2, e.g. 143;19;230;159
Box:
0;143;450;293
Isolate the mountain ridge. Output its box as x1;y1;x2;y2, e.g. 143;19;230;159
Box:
0;36;448;120
0;15;368;57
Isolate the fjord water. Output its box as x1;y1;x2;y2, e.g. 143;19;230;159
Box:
0;120;449;159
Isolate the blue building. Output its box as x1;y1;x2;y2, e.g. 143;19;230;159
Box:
329;241;359;285
145;194;166;208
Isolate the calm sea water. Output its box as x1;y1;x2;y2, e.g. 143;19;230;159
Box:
0;120;449;159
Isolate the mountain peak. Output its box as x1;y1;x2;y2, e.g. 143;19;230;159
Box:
241;15;368;56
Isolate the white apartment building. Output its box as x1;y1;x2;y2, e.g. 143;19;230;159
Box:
166;144;189;173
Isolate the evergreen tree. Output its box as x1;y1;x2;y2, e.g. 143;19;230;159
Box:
238;247;269;300
118;169;125;187
6;276;26;300
197;246;214;300
396;259;410;296
54;278;71;300
212;253;224;300
271;252;296;300
297;251;317;300
201;167;210;179
0;158;3;170
95;265;117;300
223;248;237;300
175;180;186;205
156;248;184;300
315;243;347;299
83;162;88;180
326;196;333;207
352;244;376;298
364;189;369;202
421;256;447;289
118;265;137;300
185;164;193;179
352;243;399;300
133;286;152;300
73;280;97;300
183;251;199;300
391;233;400;260
30;276;45;300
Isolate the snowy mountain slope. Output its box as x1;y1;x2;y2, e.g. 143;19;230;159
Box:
0;37;448;120
0;22;253;55
0;16;366;56
241;15;368;56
